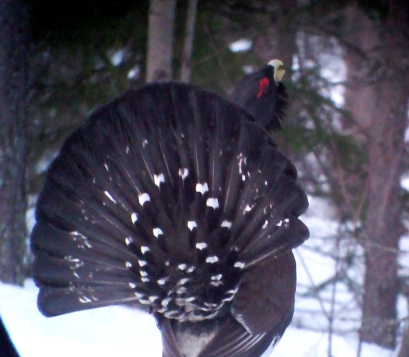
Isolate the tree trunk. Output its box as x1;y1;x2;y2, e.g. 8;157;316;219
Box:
180;0;198;82
0;0;29;285
361;63;407;350
146;0;177;82
344;3;409;349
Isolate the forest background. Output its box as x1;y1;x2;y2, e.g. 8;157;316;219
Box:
1;0;409;356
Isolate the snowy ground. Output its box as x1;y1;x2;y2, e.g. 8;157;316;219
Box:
0;279;397;357
0;196;404;356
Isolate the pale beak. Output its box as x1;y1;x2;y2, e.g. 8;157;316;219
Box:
268;59;286;85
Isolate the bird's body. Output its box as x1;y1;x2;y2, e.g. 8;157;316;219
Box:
31;61;309;357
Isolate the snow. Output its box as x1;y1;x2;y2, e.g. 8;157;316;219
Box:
229;38;252;52
109;49;125;66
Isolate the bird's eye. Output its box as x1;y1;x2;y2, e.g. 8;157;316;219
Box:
256;77;270;98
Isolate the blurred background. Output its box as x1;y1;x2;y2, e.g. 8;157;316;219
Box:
0;0;408;356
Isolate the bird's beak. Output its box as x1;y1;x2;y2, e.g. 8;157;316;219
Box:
268;59;286;85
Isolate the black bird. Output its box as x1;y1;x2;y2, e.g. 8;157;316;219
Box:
231;59;287;132
31;59;309;357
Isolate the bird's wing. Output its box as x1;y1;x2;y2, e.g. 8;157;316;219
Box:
231;251;297;335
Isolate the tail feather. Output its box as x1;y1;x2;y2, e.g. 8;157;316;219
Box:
31;222;136;265
37;285;139;317
33;251;132;286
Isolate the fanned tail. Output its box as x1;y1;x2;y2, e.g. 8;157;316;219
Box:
31;82;308;324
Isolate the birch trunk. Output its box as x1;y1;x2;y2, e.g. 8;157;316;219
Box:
146;0;177;82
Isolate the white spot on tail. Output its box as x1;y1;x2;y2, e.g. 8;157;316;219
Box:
179;168;189;180
104;163;109;172
129;282;136;288
161;297;172;307
196;182;209;195
284;218;290;223
143;139;148;147
187;266;196;273
70;231;92;249
178;278;190;285
158;277;168;285
206;256;219;264
125;237;133;245
211;274;223;281
139;193;150;206
104;191;116;204
276;220;283;227
177;287;187;294
206;198;219;209
195;242;207;250
138;260;147;267
154;173;165;187
244;205;252;213
126;146;130;154
140;271;148;277
187;221;197;231
139;299;152;305
234;261;245;269
210;281;223;286
141;246;150;254
153;228;164;238
178;264;187;271
141;277;150;282
79;296;92;304
164;310;179;318
126;262;132;268
221;220;232;229
262;220;268;229
131;212;138;224
65;256;80;263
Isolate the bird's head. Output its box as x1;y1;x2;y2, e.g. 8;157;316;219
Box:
231;59;288;132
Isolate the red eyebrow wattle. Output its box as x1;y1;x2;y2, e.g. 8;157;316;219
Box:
256;77;270;98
